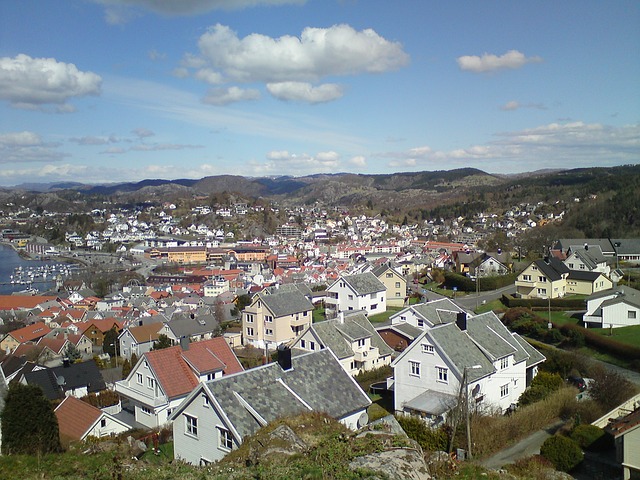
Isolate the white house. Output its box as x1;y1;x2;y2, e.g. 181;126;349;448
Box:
290;311;394;375
583;286;640;329
170;348;371;465
390;298;471;331
325;272;387;317
392;311;545;425
115;337;243;428
54;395;130;442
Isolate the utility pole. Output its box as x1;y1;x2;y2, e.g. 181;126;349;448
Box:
465;365;482;460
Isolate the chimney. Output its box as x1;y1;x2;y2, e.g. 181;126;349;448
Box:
63;358;70;368
277;344;292;371
180;336;189;351
456;312;467;331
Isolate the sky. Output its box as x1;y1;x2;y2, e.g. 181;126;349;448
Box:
0;0;639;187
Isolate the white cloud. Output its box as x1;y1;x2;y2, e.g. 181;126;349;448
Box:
70;135;119;145
132;127;155;138
148;49;166;61
349;155;366;167
501;100;520;111
203;86;260;105
0;164;84;184
259;149;341;174
131;143;203;151
379;122;640;172
500;100;547;111
194;68;225;85
94;0;305;16
266;82;343;103
0;131;65;163
191;24;409;84
101;147;127;154
0;54;101;111
457;50;542;73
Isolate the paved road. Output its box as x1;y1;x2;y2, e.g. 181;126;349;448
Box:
480;420;564;470
415;284;516;310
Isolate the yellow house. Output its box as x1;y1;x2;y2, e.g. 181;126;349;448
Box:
167;247;207;264
515;258;569;299
371;263;407;308
566;271;613;295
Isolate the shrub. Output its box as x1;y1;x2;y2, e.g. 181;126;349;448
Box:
540;435;583;472
570;424;605;450
395;415;448;452
518;372;564;407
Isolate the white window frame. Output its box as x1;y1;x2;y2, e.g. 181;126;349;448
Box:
421;344;434;354
500;384;509;397
185;414;198;438
436;366;448;383
136;373;143;385
218;426;233;450
409;361;421;377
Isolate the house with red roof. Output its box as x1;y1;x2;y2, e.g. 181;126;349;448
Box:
0;295;59;311
115;337;243;428
76;318;124;347
54;395;130;443
1;322;52;353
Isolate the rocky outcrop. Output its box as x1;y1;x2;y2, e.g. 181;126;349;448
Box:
349;447;431;480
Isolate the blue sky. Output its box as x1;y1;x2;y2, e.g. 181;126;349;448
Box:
0;0;638;186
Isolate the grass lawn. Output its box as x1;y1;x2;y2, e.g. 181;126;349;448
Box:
367;392;393;422
139;442;174;465
591;324;640;347
312;306;326;323
369;307;403;323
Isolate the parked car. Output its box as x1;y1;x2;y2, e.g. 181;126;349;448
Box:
568;375;587;392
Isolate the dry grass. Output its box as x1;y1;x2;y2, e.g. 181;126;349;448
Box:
470;387;584;458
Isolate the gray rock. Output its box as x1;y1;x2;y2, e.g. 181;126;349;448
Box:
349;448;431;480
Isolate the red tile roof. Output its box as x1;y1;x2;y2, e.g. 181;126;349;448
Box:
5;322;52;343
37;336;68;354
145;346;198;399
0;295;58;311
144;337;243;400
54;396;102;441
128;323;163;343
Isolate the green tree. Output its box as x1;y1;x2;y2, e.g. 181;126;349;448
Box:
121;358;132;379
152;334;172;351
64;343;82;362
1;383;62;455
102;327;119;357
130;352;139;368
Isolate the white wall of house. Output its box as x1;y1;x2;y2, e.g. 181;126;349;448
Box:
85;414;130;439
173;391;238;465
328;280;386;315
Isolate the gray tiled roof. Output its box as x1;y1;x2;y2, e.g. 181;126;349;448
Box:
426;323;495;383
167;312;219;338
259;289;314;317
343;272;385;296
411;298;469;326
404;389;458;416
534;258;569;281
512;333;546;368
310;312;394;360
467;312;527;363
205;349;370;439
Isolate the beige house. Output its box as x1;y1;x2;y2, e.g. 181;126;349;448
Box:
242;284;314;350
291;311;394;375
565;271;612;295
371;263;407;307
515;258;569;299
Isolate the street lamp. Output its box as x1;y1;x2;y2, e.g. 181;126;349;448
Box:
464;364;482;460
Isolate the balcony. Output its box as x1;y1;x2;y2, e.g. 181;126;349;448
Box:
354;346;379;363
115;381;167;408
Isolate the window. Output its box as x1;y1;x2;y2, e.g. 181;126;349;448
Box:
147;377;154;389
421;344;434;354
245;314;254;323
301;339;306;348
386;272;393;278
100;418;106;428
568;263;574;269
522;275;531;281
629;311;637;319
371;303;378;310
348;294;354;300
537;288;547;295
265;328;273;336
185;414;198;437
203;394;210;408
395;292;402;297
246;327;254;336
206;373;216;381
500;384;509;397
218;427;233;450
357;338;366;348
409;361;420;377
265;315;273;323
500;357;509;369
437;367;448;383
395;282;401;288
303;311;308;317
538;276;547;282
136;373;143;385
141;406;151;415
417;319;425;328
310;341;315;350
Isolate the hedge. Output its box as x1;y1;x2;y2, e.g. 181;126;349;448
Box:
540;435;583;472
502;294;586;310
560;323;640;360
443;272;518;293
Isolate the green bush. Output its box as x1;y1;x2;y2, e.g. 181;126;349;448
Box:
395;415;448;452
518;372;564;406
540;435;584;472
570;424;605;450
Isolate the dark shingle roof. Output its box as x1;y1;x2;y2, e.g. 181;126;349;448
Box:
410;298;469;327
204;349;370;439
24;360;106;400
534;258;569;281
